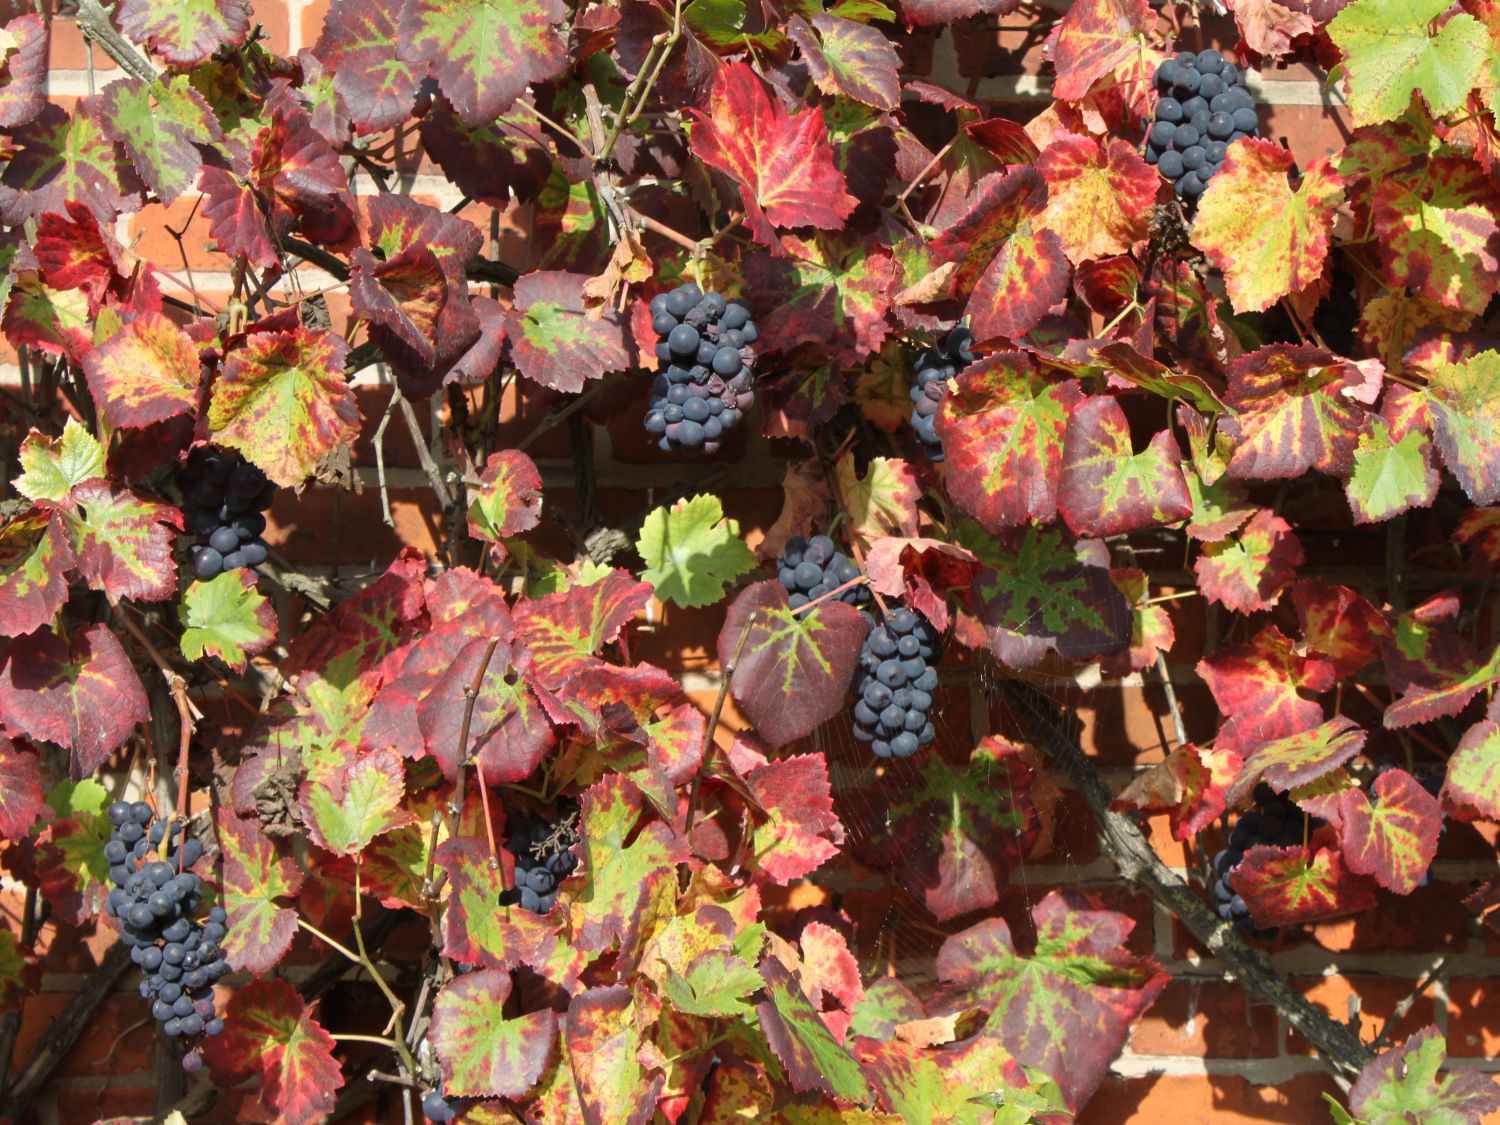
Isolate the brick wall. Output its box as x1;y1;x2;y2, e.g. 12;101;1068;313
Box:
2;4;1498;1122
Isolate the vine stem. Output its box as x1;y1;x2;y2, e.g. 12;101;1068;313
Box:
681;609;760;844
73;0;156;80
597;0;684;166
422;638;502;896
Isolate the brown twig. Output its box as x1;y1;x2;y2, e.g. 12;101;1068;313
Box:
681;610;759;844
423;639;502;895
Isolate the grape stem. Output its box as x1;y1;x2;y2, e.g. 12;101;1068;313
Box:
681;609;760;850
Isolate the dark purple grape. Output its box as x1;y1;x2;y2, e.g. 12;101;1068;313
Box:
1157;150;1184;179
1232;106;1259;133
1156;97;1183;123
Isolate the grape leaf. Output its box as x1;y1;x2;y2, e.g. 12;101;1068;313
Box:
30;780;112;923
0;14;46;130
689;62;857;247
1197;624;1333;754
1194;143;1344;313
0;510;71;637
311;0;420;133
398;0;567;126
565;985;666;1123
506;270;631;393
834;453;919;540
1381;595;1500;728
198;167;278;270
787;14;900;111
217;806;303;976
1339;767;1444;894
855;1034;1032;1124
15;418;105;503
1045;0;1154;101
418;99;551;208
1232;840;1378;927
1227;0;1317;58
936;890;1167;1111
1194;508;1304;614
116;0;251;65
1222;344;1370;480
1445;706;1500;819
81;311;201;429
0;739;44;839
863;537;981;633
932;167;1070;342
430;968;557;1098
899;0;1018;26
0;625;148;777
718;581;865;748
1291;580;1385;678
1347;1027;1500;1125
1328;0;1488;125
56;480;183;603
1110;742;1230;841
32;201;121;308
203;979;343;1125
0;102;144;225
514;569;652;689
758;957;871;1102
1346;420;1440;523
1226;716;1368;804
209;328;360;488
1039;135;1157;264
299;748;415;856
740;752;846;885
97;75;220;203
348;247;450;365
937;352;1080;531
1056;395;1192;537
637;494;756;610
1423;350;1500;504
467;449;544;545
179;569;276;672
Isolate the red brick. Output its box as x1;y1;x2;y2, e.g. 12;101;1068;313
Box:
1448;978;1500;1059
1286;975;1435;1056
1129;979;1280;1058
10;991;156;1079
1078;1072;1343;1124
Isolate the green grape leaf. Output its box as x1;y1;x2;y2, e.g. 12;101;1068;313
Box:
1328;0;1488;125
15;417;105;503
97;75;220;202
1424;350;1500;504
636;494;756;609
1347;1027;1500;1124
179;569;277;672
758;956;871;1102
298;748;415;856
0;510;72;637
1444;702;1500;819
1346;420;1440;523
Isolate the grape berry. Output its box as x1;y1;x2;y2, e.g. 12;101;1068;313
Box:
1211;783;1312;940
1146;48;1261;204
177;447;275;580
909;326;976;463
777;535;870;612
499;809;580;915
851;608;941;760
103;801;228;1066
644;284;758;454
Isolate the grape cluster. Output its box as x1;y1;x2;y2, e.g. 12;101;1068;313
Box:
178;447;275;580
498;811;579;915
1211;783;1311;940
851;608;941;760
644;283;758;454
103;801;228;1068
777;535;870;612
909;326;976;463
1146;48;1260;204
423;1079;457;1123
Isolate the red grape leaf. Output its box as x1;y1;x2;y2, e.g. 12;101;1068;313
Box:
513;569;650;690
937;351;1080;531
1371;152;1500;314
349;247;450;364
418;635;555;786
1445;708;1500;819
936;890;1167;1111
507;271;631;393
1194;143;1344;313
1339;767;1444;894
962;520;1131;669
718;580;865;749
1291;580;1385;679
249;89;356;249
850;736;1038;921
418;98;551;209
1098;566;1176;677
899;0;1019;26
52;479;182;603
199;167;278;270
1232;840;1378;927
1227;0;1317;58
398;0;567;127
33;201;122;309
0;624;147;778
1057;395;1192;537
209;328;360;488
116;0;251;65
863;537;981;634
741;752;845;885
467;449;543;546
0;102;144;225
1197;624;1333;754
565;985;667;1122
203;979;343;1125
299;748;415;856
759;461;832;562
1193;508;1304;614
1348;1027;1500;1124
431;969;557;1098
0;509;71;637
1150;256;1228;373
97;75;220;203
0;14;47;130
1045;0;1154;101
1111;742;1230;841
1423;349;1500;504
1226;716;1368;805
932;167;1070;342
689;62;857;247
787;15;901;111
0;739;44;839
1084;340;1225;415
82;311;201;429
1380;595;1500;728
217;805;303;976
1222;344;1371;480
311;0;420;133
1039;135;1157;264
1454;505;1500;573
1;277;93;363
758;957;871;1102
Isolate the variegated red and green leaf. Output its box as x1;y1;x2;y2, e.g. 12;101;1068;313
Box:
218;806;304;976
1045;0;1154;101
1381;594;1500;728
1197;624;1333;753
1423;349;1500;505
1039;135;1157;264
1338;767;1444;893
97;75;220;203
1222;345;1370;480
430;969;557;1098
0;510;71;638
1346;1026;1500;1124
0;102;143;226
0;14;47;130
833;453;919;541
1228;717;1367;805
203;979;343;1125
82;311;201;429
787;14;901;111
1445;701;1500;819
1194;508;1304;614
311;0;421;133
1111;742;1232;841
0;739;44;840
1232;839;1379;927
115;0;251;66
1057;395;1192;536
506;270;632;393
740;752;846;886
298;748;415;856
757;957;871;1102
467;449;544;545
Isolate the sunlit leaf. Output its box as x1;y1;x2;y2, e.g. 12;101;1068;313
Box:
179;569;276;672
203;979;343;1125
637;494;756;609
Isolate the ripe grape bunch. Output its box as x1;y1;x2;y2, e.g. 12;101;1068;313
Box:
1145;48;1261;204
909;325;976;463
177;446;276;580
499;809;580;915
777;535;870;612
644;283;758;454
1211;783;1314;940
851;608;941;759
103;801;229;1070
